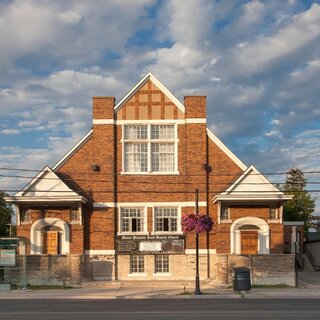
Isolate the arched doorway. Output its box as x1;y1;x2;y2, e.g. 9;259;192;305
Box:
230;217;269;254
30;218;70;254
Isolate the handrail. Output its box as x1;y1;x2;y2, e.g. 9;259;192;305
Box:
305;244;320;271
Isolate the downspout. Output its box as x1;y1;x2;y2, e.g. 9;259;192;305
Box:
113;116;118;280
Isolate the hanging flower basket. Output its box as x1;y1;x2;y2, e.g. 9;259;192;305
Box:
181;213;213;233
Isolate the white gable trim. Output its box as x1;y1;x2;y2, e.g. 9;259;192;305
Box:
206;128;247;170
212;165;293;203
9;166;86;203
53;130;92;170
114;72;185;113
225;165;281;194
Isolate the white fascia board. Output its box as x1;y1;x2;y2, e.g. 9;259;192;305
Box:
212;194;293;203
114;72;185;113
52;130;93;171
5;196;87;203
206;128;247;171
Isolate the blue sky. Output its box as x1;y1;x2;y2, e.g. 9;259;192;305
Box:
0;0;319;212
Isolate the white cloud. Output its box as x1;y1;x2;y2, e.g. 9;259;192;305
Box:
0;129;20;135
229;3;320;75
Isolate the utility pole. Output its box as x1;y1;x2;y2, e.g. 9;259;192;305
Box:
194;189;201;295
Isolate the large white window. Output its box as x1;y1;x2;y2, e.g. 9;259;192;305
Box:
123;124;177;173
155;208;178;232
120;208;144;233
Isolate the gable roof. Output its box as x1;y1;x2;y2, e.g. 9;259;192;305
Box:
6;166;86;203
53;72;184;170
206;128;247;171
115;72;185;113
213;165;293;202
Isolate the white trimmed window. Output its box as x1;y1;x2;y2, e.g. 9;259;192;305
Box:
70;207;80;223
269;206;278;220
123;124;177;173
21;208;31;223
121;208;144;232
220;205;230;221
155;255;169;273
130;255;145;273
155;208;178;232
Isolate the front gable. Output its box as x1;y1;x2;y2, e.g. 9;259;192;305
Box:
7;166;86;203
213;165;293;202
116;73;184;121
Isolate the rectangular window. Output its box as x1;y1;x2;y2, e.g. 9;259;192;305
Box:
269;206;278;220
155;208;178;232
121;208;144;232
123;124;176;173
21;208;31;223
130;255;145;273
155;255;169;273
70;207;80;223
220;206;229;221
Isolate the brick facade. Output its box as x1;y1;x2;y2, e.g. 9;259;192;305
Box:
9;73;293;284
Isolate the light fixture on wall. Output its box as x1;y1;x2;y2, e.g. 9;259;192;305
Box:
92;164;100;172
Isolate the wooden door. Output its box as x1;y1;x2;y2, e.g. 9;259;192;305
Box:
43;231;58;254
241;231;258;254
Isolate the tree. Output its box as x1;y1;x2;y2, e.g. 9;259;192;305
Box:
0;191;14;236
281;168;315;231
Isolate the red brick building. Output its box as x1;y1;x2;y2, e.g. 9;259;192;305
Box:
6;73;293;282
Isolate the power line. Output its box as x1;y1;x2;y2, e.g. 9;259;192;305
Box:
1;166;320;176
0;173;319;186
4;189;320;194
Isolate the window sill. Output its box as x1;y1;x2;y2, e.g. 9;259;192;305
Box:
220;219;232;224
120;171;180;176
153;273;172;276
69;221;80;225
117;232;149;236
268;219;280;224
21;221;31;225
128;273;147;277
151;232;183;236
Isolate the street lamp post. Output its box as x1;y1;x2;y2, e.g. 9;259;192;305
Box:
194;189;201;295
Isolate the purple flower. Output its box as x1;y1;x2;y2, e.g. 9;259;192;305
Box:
181;213;213;233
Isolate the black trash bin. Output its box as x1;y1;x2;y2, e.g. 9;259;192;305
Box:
233;267;251;291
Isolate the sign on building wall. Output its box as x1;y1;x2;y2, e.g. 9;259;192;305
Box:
116;235;185;254
0;250;16;266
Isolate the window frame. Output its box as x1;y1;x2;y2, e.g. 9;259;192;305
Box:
154;255;170;274
153;207;181;234
130;255;145;274
118;207;147;235
21;208;31;224
121;123;179;175
220;205;231;223
70;207;80;224
268;205;279;222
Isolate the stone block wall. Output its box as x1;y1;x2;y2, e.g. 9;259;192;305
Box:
4;254;83;287
214;254;296;286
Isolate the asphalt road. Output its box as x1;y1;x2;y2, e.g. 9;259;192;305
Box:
0;298;320;320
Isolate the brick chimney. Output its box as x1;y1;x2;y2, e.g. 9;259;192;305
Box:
92;97;116;203
184;96;206;119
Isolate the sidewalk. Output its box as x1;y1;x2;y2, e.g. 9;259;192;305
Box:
1;276;320;300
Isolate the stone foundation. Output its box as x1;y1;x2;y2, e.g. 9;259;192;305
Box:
4;254;83;286
3;253;295;287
